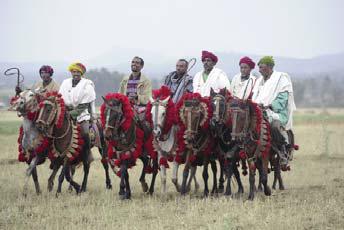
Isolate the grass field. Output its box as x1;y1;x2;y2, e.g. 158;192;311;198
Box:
0;109;343;230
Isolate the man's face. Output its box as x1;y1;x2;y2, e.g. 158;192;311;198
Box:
131;58;143;73
71;70;82;80
202;58;215;72
176;61;188;76
258;64;272;78
40;71;52;82
240;63;251;77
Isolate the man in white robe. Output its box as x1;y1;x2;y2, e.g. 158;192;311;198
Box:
252;56;296;170
59;62;96;159
230;56;257;99
193;51;230;97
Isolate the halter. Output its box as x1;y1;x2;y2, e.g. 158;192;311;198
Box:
230;99;250;141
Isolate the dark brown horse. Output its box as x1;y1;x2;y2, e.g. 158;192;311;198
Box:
176;93;216;196
209;88;245;196
101;93;156;199
36;91;112;196
227;96;272;200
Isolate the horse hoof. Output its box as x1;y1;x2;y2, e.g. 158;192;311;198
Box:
279;185;285;190
248;195;254;201
272;185;276;190
141;182;149;193
36;190;42;195
264;187;272;196
218;187;224;193
106;184;112;190
257;186;263;192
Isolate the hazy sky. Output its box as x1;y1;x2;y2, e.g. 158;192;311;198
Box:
1;0;344;63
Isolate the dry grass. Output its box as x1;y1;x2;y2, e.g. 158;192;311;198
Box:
0;110;344;230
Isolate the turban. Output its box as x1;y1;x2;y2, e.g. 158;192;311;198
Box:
39;65;54;76
201;50;218;63
239;56;255;69
68;62;86;75
258;56;275;67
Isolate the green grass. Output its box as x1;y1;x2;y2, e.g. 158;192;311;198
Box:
0;120;21;135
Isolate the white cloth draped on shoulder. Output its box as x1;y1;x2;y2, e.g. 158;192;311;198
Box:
230;73;256;99
59;78;96;122
252;71;296;130
193;67;231;97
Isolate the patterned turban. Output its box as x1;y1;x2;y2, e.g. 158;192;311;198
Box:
239;56;255;69
68;62;86;75
201;50;218;64
258;56;275;67
39;65;54;76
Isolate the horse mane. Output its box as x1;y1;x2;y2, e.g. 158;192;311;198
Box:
100;93;134;131
146;86;176;135
39;91;65;129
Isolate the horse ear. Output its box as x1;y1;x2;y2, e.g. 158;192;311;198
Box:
102;96;108;104
210;87;215;97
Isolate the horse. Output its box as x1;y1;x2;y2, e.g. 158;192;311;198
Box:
209;88;245;196
227;96;272;200
36;91;112;196
9;89;49;195
146;85;199;194
176;92;216;196
101;93;155;199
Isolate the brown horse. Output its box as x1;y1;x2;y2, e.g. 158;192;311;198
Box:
176;93;216;196
36;91;111;196
227;96;272;200
101;93;154;199
209;88;245;196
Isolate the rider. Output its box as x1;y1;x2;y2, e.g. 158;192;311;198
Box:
164;59;193;103
58;62;96;155
230;57;256;99
15;65;60;95
252;56;296;170
118;56;152;129
193;50;231;97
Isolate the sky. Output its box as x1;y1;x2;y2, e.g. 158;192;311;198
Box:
1;0;344;63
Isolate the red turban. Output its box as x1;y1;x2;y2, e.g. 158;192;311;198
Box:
239;56;255;69
39;65;54;76
201;50;218;63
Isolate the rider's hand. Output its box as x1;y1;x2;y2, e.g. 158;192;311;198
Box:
15;86;22;95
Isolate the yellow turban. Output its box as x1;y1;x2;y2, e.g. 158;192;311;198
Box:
68;62;86;75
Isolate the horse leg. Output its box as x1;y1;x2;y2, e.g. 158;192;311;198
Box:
248;164;256;200
56;164;66;196
233;160;244;194
186;165;196;192
258;158;272;196
148;159;158;195
23;156;39;197
139;156;149;193
180;162;190;195
68;165;75;192
119;165;125;197
31;166;41;195
272;157;278;190
210;159;218;195
275;157;285;190
224;160;233;196
121;161;131;200
48;158;62;192
218;159;225;193
171;161;180;192
81;158;90;192
202;159;209;197
64;164;81;194
99;149;112;189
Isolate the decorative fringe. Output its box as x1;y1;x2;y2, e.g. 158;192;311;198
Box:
159;157;169;168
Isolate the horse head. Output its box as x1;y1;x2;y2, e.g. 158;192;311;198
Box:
178;93;210;143
228;97;251;142
36;91;64;135
10;89;45;117
102;96;123;140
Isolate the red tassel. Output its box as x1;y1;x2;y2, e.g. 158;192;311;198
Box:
159;157;169;168
249;163;256;171
239;151;247;159
188;154;196;163
294;144;299;150
114;159;121;166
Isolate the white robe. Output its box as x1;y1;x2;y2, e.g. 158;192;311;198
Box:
252;71;296;130
193;67;231;97
59;78;96;122
230;73;256;99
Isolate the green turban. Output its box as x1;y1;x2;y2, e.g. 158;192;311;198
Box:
258;56;275;67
